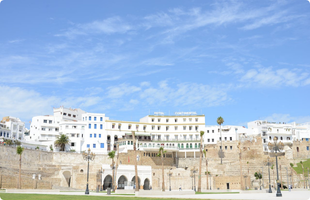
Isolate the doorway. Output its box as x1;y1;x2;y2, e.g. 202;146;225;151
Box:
226;183;230;190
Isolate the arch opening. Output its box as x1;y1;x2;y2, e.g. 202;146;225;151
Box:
118;175;128;189
143;178;150;190
131;176;141;189
103;175;112;190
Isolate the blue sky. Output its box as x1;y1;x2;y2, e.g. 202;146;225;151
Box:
1;0;310;127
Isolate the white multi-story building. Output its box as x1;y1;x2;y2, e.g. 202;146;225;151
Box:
204;125;248;145
247;120;310;152
0;116;25;140
0;123;11;142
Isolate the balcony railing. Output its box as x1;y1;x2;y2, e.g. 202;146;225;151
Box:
152;138;200;142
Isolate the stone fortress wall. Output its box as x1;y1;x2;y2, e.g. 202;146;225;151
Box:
0;137;309;190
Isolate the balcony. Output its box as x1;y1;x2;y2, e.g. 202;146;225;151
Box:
152;138;200;142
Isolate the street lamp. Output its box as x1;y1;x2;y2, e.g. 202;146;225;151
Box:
82;148;96;195
209;173;212;190
169;168;172;191
265;157;272;193
268;137;284;197
193;167;197;192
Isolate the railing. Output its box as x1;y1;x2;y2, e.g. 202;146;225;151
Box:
152;138;200;142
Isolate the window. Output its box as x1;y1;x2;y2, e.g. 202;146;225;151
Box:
219;137;221;141
152;126;155;130
230;146;232;150
93;144;96;148
94;124;97;129
99;134;101;138
89;124;91;129
212;139;214;142
63;113;67;116
100;124;103;129
100;117;103;121
225;137;227;141
94;117;97;121
143;126;146;131
195;118;198;122
87;144;90;148
189;118;192;122
128;125;131;129
207;130;209;133
230;137;232;141
43;120;47;123
152;118;154;122
90;134;92;138
183;118;186;122
158;119;161;122
195;126;198;131
212;130;214;133
166;119;169;122
189;126;192;131
49;120;52;124
68;114;71;117
175;126;178;130
73;115;76;118
71;142;75;147
158;126;161;130
225;146;227;150
94;134;97;138
166;126;169;131
175;119;178;122
100;143;104;148
183;126;186;130
89;116;91;121
208;139;210;142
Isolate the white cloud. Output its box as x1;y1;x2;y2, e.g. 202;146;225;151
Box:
240;67;310;87
106;84;141;99
263;113;310;124
56;17;132;38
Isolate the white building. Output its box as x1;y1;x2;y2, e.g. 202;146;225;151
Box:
0;123;11;142
0;116;25;140
204;125;248;145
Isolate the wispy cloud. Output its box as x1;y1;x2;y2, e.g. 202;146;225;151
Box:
56;17;132;38
262;113;310;124
240;67;310;87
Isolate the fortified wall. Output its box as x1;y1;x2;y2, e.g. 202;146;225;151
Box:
0;137;309;190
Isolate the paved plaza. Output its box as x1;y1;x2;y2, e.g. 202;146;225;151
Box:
3;189;310;200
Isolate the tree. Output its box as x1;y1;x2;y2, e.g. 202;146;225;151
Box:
132;131;139;192
254;171;262;189
157;146;167;191
198;131;204;192
217;116;224;164
290;163;294;188
237;142;244;190
203;149;209;190
114;143;120;191
54;134;69;151
16;146;24;189
4;139;13;146
300;161;305;188
108;150;116;191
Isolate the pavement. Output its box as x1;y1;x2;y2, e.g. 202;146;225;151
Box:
3;189;310;200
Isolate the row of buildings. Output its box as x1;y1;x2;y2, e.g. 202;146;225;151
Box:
1;106;310;156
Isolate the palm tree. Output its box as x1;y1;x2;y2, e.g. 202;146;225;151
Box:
132;131;139;192
16;146;24;189
237;142;244;190
290;163;294;188
157;146;166;191
217;116;224;164
203;149;209;190
300;161;305;188
114;143;120;191
108;150;116;191
54;134;69;151
198;131;204;192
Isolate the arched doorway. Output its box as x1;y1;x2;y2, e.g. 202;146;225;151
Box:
118;175;128;189
103;175;112;190
131;176;141;189
143;178;150;190
63;171;71;187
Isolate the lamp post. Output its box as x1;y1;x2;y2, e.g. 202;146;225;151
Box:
169;168;172;191
268;137;284;197
285;167;289;191
82;148;96;195
193;168;197;192
265;157;272;193
209;174;212;190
